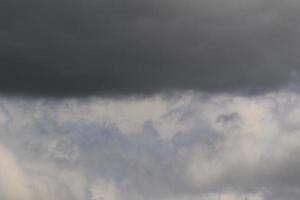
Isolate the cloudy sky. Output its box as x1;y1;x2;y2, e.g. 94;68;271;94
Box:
1;0;300;199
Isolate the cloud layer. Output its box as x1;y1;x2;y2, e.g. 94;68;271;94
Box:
1;0;300;96
2;1;300;198
1;91;300;199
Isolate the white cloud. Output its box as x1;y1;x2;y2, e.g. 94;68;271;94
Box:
1;91;300;199
0;145;32;200
90;180;120;200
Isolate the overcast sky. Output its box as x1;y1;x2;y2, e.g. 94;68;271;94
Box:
1;0;300;199
1;0;300;96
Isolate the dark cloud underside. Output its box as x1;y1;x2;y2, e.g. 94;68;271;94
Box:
1;0;300;96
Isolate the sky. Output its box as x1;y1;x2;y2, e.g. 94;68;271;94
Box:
1;0;300;199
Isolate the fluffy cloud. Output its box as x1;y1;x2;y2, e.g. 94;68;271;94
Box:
1;91;300;199
0;145;32;200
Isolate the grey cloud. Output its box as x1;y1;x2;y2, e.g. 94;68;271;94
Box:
216;112;240;126
0;0;300;96
1;93;300;199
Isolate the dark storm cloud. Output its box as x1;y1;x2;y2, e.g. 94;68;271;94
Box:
1;0;300;96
